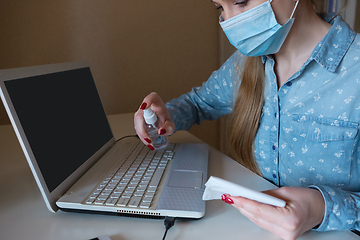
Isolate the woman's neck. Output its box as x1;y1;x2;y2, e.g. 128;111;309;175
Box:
274;2;332;88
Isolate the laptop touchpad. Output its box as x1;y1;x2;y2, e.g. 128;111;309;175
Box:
167;170;203;188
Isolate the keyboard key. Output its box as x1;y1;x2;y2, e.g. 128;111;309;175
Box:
125;188;135;194
97;195;108;201
123;175;132;180
142;197;153;203
122;193;132;198
105;198;118;206
94;199;106;205
147;187;156;193
135;170;145;176
149;167;165;188
145;191;155;198
101;190;112;195
120;179;130;184
114;187;125;193
118;182;128;187
105;185;116;191
160;159;168;163
134;191;144;197
130;180;140;185
117;198;129;207
89;193;98;199
111;179;120;183
139;202;151;208
110;193;121;198
128;197;141;207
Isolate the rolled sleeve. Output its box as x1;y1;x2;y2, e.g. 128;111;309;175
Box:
309;185;359;232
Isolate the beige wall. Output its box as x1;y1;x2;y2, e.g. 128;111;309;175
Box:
0;1;222;149
3;1;359;152
356;2;360;33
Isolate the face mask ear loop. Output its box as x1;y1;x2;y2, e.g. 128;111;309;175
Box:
290;1;299;19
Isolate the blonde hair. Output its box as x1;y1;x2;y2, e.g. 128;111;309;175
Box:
229;56;264;175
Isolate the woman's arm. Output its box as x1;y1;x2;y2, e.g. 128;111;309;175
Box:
166;51;242;132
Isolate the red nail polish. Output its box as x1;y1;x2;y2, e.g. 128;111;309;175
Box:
144;138;151;144
221;194;234;204
147;145;154;151
225;197;234;204
159;129;166;135
140;102;147;110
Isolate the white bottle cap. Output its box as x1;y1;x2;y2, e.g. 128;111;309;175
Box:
143;108;157;125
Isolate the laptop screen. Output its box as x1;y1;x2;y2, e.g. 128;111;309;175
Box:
4;67;113;192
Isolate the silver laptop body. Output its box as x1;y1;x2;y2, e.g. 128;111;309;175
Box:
0;62;208;219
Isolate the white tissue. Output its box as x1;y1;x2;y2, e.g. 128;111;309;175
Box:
202;176;286;207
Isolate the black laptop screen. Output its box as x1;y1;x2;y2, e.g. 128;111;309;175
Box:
4;67;113;192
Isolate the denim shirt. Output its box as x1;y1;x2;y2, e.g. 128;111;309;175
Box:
166;16;360;232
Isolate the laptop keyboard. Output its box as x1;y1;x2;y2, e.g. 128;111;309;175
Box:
85;142;175;209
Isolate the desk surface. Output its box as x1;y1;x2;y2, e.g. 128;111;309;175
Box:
0;113;357;240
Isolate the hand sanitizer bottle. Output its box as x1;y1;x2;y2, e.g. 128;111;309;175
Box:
143;108;169;151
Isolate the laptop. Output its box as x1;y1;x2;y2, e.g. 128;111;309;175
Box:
0;62;208;219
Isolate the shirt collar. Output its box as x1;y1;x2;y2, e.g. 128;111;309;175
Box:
262;16;356;73
311;16;356;73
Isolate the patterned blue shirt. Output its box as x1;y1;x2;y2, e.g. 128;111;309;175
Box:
166;16;360;232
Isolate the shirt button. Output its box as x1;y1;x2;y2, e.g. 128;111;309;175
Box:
286;82;292;87
274;113;277;118
272;174;277;179
272;145;276;150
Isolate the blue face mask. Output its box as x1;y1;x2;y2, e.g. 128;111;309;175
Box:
220;0;299;57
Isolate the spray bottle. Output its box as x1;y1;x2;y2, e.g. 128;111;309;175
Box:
143;108;169;151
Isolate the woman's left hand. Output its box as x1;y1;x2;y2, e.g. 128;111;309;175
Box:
223;187;325;240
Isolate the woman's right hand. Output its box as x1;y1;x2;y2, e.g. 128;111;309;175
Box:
134;92;175;150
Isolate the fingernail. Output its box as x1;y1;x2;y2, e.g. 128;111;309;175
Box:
221;194;234;204
225;197;234;204
147;144;154;151
159;129;166;135
140;102;147;110
144;138;151;144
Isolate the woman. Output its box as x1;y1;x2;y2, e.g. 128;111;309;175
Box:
134;0;360;239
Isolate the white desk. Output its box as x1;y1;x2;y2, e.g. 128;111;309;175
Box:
0;113;357;240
